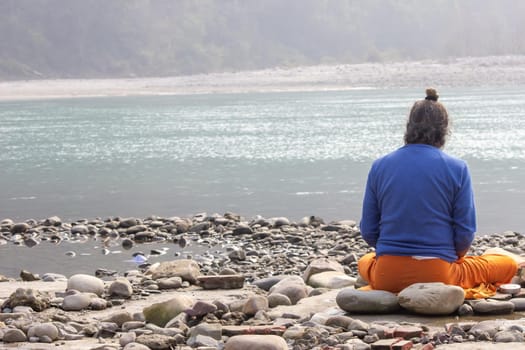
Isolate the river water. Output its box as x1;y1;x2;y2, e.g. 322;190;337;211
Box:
0;87;524;276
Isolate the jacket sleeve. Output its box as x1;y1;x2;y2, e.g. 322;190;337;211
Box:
360;168;380;248
453;164;476;255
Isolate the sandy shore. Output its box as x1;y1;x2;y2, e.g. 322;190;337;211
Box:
1;56;525;101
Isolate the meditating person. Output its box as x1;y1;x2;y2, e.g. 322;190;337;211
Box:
358;88;519;296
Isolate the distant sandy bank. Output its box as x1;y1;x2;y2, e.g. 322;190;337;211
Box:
1;56;525;101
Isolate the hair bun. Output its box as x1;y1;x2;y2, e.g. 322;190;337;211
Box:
425;88;439;101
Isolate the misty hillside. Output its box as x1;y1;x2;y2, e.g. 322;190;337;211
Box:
1;0;524;80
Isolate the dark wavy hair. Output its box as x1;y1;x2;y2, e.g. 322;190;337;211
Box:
404;88;449;148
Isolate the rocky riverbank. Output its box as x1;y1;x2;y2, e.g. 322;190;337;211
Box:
1;213;525;349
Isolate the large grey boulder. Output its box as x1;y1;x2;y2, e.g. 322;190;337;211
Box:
336;288;400;314
398;282;465;315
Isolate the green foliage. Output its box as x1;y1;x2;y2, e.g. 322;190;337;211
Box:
0;0;524;79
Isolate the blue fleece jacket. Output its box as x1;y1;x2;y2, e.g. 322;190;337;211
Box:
360;144;476;262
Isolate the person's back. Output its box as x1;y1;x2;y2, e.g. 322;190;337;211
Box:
357;88;517;295
361;143;475;262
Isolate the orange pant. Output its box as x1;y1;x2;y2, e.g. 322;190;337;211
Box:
358;252;517;293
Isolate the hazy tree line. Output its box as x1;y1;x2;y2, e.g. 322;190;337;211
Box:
1;0;524;80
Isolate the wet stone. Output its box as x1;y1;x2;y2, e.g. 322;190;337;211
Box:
70;224;89;235
232;224;253;235
19;269;40;281
11;222;30;234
